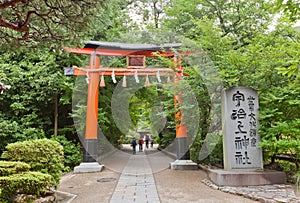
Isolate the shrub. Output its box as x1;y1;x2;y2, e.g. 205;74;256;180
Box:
199;135;224;167
51;136;82;172
1;139;64;187
0;161;30;176
0;171;51;202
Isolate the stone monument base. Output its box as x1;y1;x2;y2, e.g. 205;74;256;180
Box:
170;160;198;170
208;169;286;186
74;162;104;173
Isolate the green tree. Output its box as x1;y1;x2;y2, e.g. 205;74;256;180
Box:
126;0;170;29
0;49;75;153
92;0;132;41
162;1;300;174
276;0;300;22
0;0;102;48
0;0;131;164
164;0;274;46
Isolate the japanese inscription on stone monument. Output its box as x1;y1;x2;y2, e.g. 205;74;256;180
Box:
222;87;263;170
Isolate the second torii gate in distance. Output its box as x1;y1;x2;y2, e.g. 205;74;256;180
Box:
64;41;195;171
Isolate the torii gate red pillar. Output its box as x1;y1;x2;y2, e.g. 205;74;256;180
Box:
83;52;99;162
174;57;189;160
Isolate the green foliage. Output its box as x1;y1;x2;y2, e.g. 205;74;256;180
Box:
51;136;82;172
0;161;30;176
51;136;82;171
129;86;161;130
0;171;51;202
0;119;21;155
92;0;132;41
124;0;169;29
276;0;300;22
184;66;212;162
259;119;300;164
159;131;176;149
0;50;75;153
278;160;297;172
258;65;300;171
149;84;176;148
162;0;300;179
197;134;223;166
0;0;131;170
98;79;124;146
1;139;64;187
164;0;273;46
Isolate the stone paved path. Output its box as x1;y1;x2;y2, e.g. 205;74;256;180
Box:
110;151;160;203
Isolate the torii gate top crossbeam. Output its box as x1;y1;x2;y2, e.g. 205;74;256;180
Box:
63;41;185;57
64;41;189;77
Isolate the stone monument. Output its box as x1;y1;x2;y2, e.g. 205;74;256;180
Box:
207;87;286;186
222;86;263;170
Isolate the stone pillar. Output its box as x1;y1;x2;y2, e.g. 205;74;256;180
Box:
222;86;263;170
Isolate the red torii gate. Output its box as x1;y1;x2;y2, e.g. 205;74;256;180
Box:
64;41;190;165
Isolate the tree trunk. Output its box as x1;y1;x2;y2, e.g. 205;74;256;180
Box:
54;91;58;136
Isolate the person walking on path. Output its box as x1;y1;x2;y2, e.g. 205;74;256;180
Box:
131;137;137;154
138;136;144;152
145;135;150;148
150;136;154;148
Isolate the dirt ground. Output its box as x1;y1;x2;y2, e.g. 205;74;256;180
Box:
154;169;256;203
58;169;119;203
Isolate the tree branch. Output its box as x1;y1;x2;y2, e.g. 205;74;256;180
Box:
204;0;229;35
0;0;100;45
0;15;24;31
0;10;48;40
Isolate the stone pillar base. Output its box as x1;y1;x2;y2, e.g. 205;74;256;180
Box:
74;162;104;173
83;139;98;162
208;169;286;186
170;160;198;170
175;137;189;160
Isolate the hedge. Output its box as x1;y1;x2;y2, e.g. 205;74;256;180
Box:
1;139;64;187
0;171;51;202
50;135;82;172
0;161;30;176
